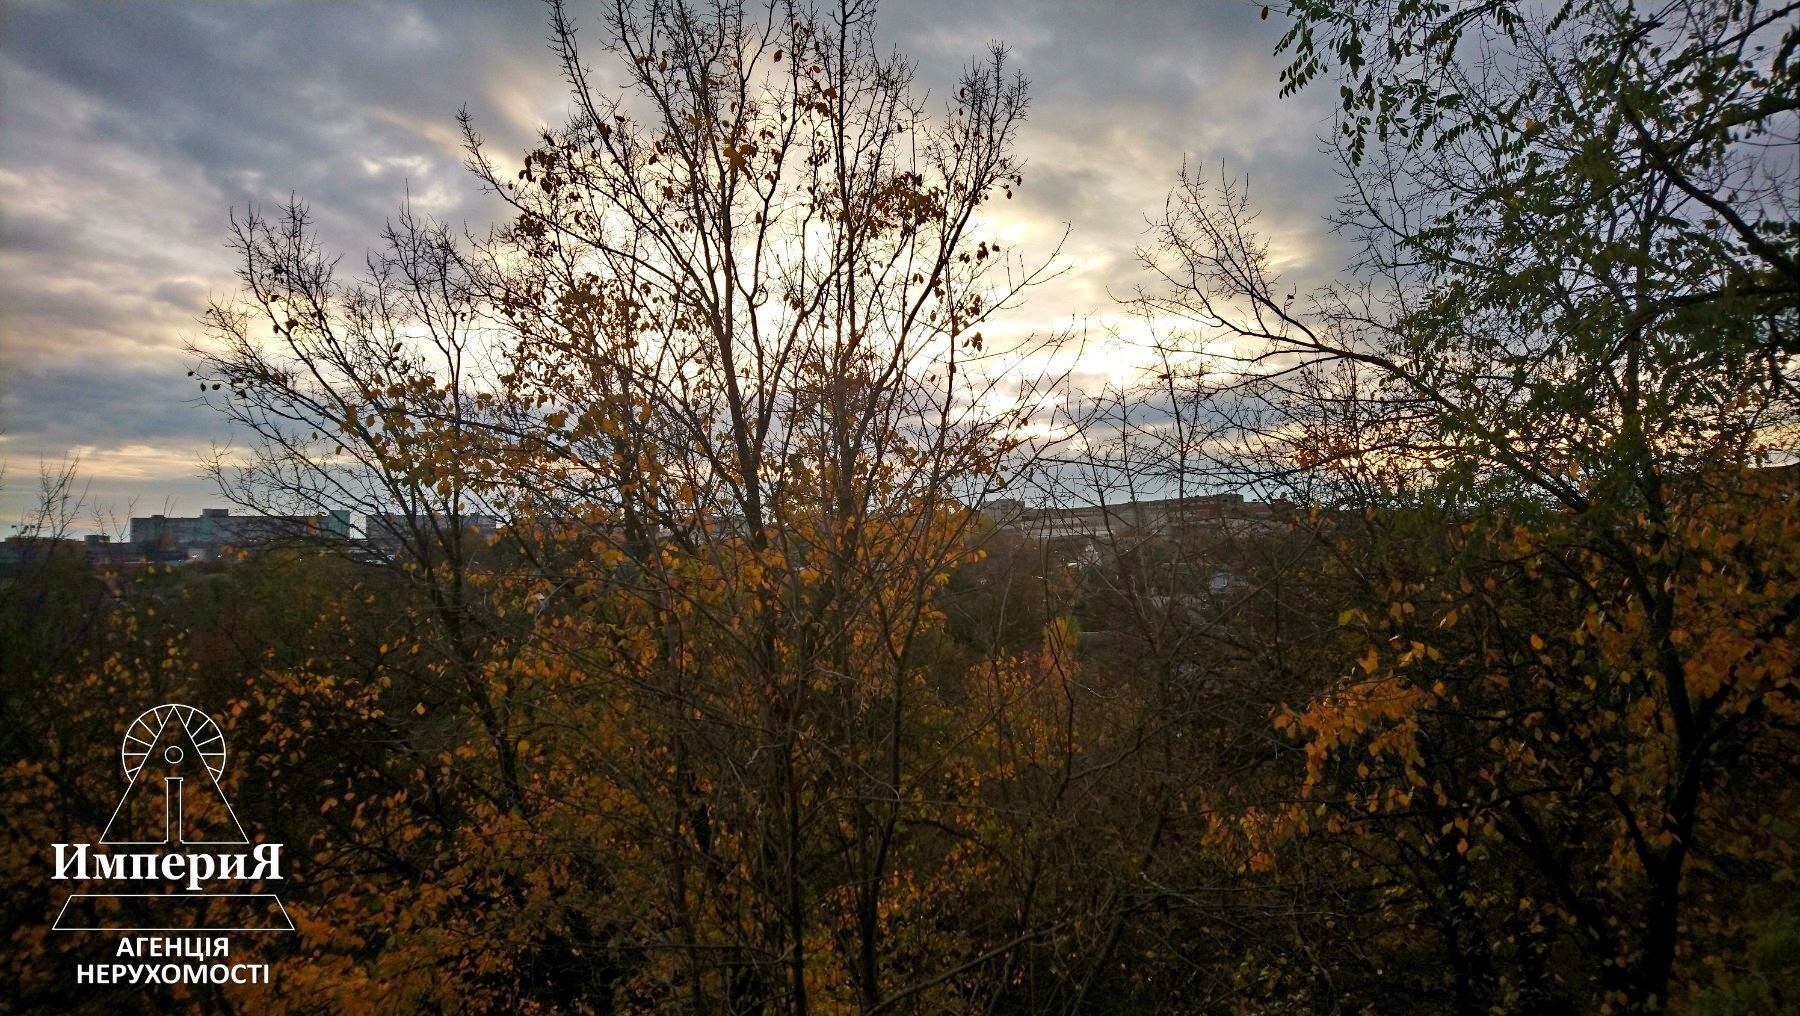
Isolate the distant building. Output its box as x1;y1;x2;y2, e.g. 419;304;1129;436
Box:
0;532;146;569
129;507;352;560
979;492;1290;542
361;511;501;559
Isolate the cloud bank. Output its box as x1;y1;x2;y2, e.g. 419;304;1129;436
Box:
0;0;1338;529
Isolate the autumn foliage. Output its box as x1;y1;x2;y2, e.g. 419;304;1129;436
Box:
3;0;1797;1013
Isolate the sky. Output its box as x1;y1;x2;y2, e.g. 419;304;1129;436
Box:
0;0;1342;533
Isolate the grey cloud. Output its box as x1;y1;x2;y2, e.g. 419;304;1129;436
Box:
8;359;207;446
0;0;1350;525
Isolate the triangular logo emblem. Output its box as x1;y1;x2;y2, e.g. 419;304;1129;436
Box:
101;703;247;844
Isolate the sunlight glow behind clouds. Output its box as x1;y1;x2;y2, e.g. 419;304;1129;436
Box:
0;0;1338;526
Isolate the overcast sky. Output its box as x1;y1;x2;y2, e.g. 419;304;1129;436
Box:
0;0;1341;531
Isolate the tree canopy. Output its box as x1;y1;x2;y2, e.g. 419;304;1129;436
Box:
3;0;1796;1013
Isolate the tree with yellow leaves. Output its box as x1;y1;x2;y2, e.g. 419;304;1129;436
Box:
1137;0;1800;1010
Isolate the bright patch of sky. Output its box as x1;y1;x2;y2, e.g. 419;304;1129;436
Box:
0;0;1340;530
